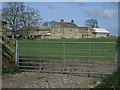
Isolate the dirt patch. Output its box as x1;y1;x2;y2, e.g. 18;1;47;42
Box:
2;72;98;88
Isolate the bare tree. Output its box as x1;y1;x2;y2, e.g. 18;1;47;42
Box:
85;19;99;28
2;2;24;31
19;6;42;30
2;2;42;38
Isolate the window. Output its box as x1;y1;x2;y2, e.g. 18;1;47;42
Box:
58;28;61;32
70;30;72;34
82;34;84;38
75;29;78;32
52;29;54;32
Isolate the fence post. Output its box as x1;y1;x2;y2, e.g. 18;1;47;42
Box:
15;40;19;67
39;52;42;71
88;42;91;76
63;42;66;71
39;46;42;71
39;42;42;71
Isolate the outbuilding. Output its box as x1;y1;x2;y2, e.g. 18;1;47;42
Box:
92;28;110;38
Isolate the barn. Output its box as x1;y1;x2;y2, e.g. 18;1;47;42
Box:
92;28;110;38
16;26;51;39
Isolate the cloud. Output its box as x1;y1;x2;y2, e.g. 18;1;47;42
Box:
47;5;56;10
84;7;118;18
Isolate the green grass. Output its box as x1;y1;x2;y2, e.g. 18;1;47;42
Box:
18;38;116;61
20;37;116;42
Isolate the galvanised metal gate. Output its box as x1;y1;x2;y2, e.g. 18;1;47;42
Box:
16;41;117;76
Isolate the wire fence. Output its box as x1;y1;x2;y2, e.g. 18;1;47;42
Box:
16;41;117;76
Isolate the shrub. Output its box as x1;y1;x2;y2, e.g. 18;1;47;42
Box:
116;36;120;72
95;71;120;89
94;36;120;89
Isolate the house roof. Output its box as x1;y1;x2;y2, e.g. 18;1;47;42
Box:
93;28;109;33
52;22;78;28
30;26;50;31
17;26;50;31
16;26;50;35
79;27;94;30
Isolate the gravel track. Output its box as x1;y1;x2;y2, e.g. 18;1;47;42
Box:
2;72;98;88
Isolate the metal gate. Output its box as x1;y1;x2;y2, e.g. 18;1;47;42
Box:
16;41;117;76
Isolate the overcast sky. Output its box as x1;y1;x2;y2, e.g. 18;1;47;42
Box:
1;1;119;35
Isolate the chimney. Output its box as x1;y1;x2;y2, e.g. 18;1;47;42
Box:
71;20;74;23
61;19;64;22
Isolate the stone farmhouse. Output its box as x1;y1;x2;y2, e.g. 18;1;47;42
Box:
6;19;110;39
50;19;109;39
50;19;82;39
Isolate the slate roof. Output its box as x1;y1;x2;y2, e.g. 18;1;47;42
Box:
19;26;50;31
16;26;50;35
30;26;50;31
79;27;95;30
53;22;78;28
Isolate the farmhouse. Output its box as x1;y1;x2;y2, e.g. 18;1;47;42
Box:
50;19;82;39
50;19;109;39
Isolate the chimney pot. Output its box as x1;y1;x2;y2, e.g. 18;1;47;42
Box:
61;19;64;22
71;20;74;23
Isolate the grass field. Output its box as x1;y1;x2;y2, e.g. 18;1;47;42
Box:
18;38;116;62
19;37;116;42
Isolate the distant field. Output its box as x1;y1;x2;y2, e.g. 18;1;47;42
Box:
18;38;116;62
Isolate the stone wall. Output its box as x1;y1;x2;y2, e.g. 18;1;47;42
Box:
51;27;82;39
